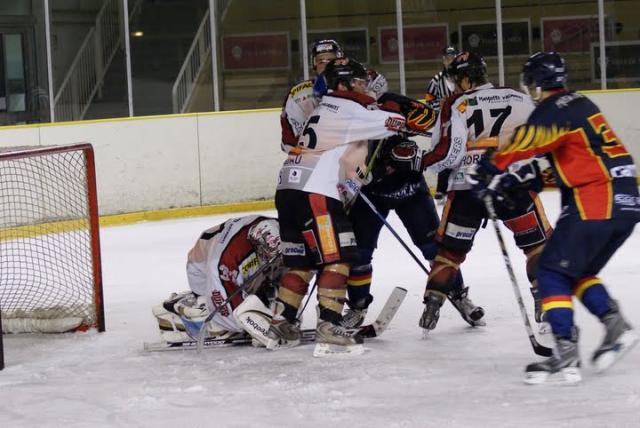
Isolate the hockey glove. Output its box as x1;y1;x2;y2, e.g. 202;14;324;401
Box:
367;69;388;99
377;92;425;116
466;152;504;199
387;140;425;174
498;160;544;194
337;178;361;210
313;74;328;97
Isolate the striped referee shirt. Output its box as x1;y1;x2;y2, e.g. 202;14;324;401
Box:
425;69;455;112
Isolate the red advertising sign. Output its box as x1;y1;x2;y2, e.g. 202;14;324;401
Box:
222;33;289;70
542;16;601;52
379;25;448;63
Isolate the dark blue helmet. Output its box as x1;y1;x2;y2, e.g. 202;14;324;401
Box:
521;51;567;91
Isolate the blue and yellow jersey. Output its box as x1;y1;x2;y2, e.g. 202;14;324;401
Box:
493;90;640;220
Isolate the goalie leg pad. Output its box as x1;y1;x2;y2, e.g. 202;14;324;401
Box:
234;294;274;347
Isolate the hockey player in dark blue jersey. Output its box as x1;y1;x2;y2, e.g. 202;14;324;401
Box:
472;51;640;384
344;133;486;330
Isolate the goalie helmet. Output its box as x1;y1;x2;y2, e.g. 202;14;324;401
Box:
447;51;487;87
324;58;368;91
247;219;281;263
520;51;567;99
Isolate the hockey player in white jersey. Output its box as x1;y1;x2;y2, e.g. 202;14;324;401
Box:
399;52;553;333
152;216;284;345
251;58;408;356
281;39;389;154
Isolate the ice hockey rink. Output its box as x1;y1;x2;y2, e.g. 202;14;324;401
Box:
1;190;639;428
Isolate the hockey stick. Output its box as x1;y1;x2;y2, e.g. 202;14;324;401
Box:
296;280;317;323
483;194;552;357
358;191;430;275
144;286;408;352
357;191;483;327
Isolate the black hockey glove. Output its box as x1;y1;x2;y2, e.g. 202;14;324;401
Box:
387;140;425;174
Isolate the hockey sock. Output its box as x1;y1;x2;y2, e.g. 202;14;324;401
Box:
538;268;575;338
278;270;313;322
573;276;611;318
347;264;372;308
425;249;465;297
317;263;349;320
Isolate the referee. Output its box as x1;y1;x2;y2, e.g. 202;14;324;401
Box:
425;45;459;204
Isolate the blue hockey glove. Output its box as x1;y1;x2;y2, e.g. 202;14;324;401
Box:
467;152;503;198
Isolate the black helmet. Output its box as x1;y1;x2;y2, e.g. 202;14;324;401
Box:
323;58;367;91
311;39;344;62
448;51;487;86
442;45;459;56
521;51;567;91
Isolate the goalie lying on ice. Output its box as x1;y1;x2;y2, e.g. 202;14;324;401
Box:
152;215;285;345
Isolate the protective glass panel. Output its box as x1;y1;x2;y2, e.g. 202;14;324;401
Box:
602;0;640;89
0;0;49;125
501;0;599;90
401;0;495;100
305;0;397;95
129;0;208;116
215;0;301;111
50;0;129;122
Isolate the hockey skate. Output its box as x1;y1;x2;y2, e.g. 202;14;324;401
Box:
265;302;301;350
419;291;445;334
314;318;365;357
152;291;228;342
592;302;639;373
447;287;486;327
524;327;581;385
342;295;373;329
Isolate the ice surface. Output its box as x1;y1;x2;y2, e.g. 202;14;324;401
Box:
1;190;639;428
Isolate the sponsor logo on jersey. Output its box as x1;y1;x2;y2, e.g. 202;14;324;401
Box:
288;169;302;183
610;164;636;179
282;241;306;256
461;152;483;166
211;290;230;317
320;102;339;112
385;117;406;131
290;80;313;96
316;214;339;261
445;223;476;240
614;194;640;206
338;232;357;247
239;253;260;277
467;97;478;106
457;100;467;113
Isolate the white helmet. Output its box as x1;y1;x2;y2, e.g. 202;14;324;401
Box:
247;219;281;263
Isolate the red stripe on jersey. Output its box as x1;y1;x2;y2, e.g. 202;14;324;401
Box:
308;194;340;263
421;93;466;168
218;225;255;310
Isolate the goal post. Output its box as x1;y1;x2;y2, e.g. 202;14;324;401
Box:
0;143;105;369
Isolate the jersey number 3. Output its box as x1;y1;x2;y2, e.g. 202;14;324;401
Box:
587;113;628;158
300;115;320;149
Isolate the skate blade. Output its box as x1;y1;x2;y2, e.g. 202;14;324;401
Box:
265;338;301;351
593;330;639;373
524;367;582;386
471;319;487;327
312;343;366;357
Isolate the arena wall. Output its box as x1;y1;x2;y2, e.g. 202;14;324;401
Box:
1;90;639;216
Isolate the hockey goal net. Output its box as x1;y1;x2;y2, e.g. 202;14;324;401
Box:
0;143;104;368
